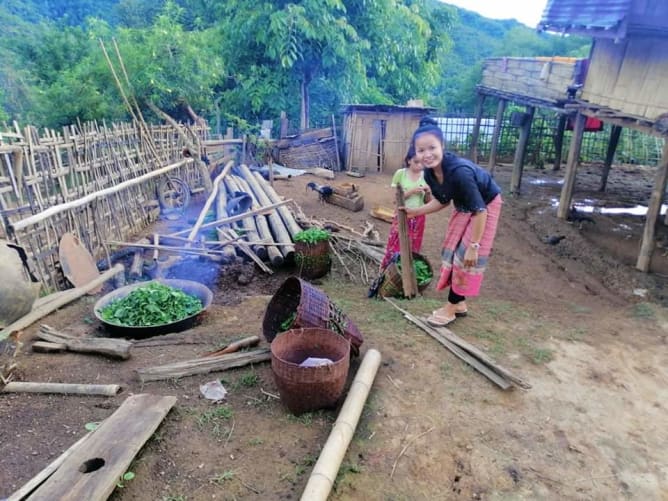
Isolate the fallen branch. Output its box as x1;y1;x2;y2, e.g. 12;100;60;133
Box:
390;427;435;479
34;324;132;360
136;348;271;382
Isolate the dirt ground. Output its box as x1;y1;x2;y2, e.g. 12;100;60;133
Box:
1;160;667;501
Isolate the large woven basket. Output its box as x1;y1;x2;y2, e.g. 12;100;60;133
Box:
271;327;350;415
294;240;331;279
262;276;363;356
378;252;433;298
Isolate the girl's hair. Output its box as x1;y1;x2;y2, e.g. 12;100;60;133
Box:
403;145;416;167
411;116;444;146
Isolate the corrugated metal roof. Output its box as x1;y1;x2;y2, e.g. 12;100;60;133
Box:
538;0;632;33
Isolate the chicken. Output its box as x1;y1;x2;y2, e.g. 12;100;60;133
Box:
306;182;334;203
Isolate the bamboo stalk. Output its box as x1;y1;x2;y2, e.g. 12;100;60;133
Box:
188;160;234;242
10;161;192;231
2;382;121;396
301;349;382;501
251;171;302;238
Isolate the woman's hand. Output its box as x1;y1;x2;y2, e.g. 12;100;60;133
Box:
399;206;419;219
463;246;478;268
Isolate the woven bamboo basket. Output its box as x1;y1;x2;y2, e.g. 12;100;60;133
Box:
271;327;351;415
262;276;363;355
378;252;433;299
294;240;331;279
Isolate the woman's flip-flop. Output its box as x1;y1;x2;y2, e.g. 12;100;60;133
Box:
432;308;468;318
426;313;457;327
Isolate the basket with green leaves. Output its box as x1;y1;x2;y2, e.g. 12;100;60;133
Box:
293;227;332;279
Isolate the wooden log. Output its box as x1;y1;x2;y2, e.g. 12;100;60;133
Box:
557;112;586;219
136;348;271;382
637;140;668;272
509;106;535;196
396;186;417;298
32;341;67;353
36;325;132;360
202;335;261;357
232;175;283;265
301;349;382;501
26;394;176;500
238;164;295;260
129;238;149;279
7;432;93;501
167;200;291;237
10;161;191;232
251;171;302;238
0;264;125;342
2;382;121;396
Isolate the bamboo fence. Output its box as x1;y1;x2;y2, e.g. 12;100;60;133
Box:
0;119;208;291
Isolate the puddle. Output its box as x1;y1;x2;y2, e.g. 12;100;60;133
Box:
550;199;668;216
529;178;563;186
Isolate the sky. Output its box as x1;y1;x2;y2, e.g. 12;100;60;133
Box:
440;0;549;28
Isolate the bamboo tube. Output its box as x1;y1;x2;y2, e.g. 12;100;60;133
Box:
10;160;192;232
223;176;267;261
233;175;283;266
301;349;382;501
188;160;234;242
0;263;125;342
238;164;294;260
251;171;302;238
213;180;239;262
2;382;121;396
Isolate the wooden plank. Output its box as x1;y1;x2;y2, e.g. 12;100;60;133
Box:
27;394;176;501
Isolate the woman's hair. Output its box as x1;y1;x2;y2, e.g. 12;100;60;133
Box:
403;145;416;167
412;116;444;146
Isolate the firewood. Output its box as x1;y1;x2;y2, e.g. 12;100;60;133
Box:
35;325;132;360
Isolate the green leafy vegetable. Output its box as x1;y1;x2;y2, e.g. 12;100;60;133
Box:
99;282;203;327
294;228;331;244
396;257;433;286
280;311;297;331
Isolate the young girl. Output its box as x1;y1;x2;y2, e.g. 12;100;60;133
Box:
403;118;502;326
379;147;431;271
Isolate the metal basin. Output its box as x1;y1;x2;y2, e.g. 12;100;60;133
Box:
94;279;213;339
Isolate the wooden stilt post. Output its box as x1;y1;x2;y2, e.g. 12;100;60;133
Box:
637;140;668;272
599;125;622;192
557;111;586;219
488;99;506;175
552;114;567;171
509;106;535;196
468;93;485;163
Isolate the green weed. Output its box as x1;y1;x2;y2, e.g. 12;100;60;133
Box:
531;348;553;365
210;470;235;485
248;437;264;446
237;371;259;388
632;302;654;319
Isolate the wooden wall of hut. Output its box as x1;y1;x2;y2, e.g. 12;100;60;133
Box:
481;57;580;103
342;111;423;173
582;37;668;121
0;121;208;291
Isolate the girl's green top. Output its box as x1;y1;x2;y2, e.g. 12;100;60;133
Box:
391;168;428;209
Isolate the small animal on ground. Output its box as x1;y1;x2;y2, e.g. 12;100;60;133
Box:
306;182;333;203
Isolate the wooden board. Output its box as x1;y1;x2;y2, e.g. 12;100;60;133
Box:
370;206;394;224
324;193;364;212
58;233;101;294
27;393;176;501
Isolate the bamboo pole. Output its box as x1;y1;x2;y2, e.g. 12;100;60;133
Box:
188;160;234;242
2;382;121;396
251;171;302;238
10;161;191;232
396;186;417;298
223;176;267;261
300;349;382;501
0;263;125;342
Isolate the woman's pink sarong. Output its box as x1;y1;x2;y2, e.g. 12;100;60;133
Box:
435;195;502;296
380;214;426;270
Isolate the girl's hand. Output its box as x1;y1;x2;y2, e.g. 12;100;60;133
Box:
463;246;478;268
399;206;417;219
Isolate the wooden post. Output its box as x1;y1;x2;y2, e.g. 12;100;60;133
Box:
468;93;485;163
488;99;506;175
557;112;586;219
396;186;417;298
552;114;567;171
599;125;622;192
280;111;289;138
509;106;535;196
331;114;341;172
637;140;668;272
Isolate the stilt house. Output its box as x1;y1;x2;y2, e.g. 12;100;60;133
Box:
472;0;668;272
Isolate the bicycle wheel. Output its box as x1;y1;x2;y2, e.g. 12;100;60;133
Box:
157;176;191;214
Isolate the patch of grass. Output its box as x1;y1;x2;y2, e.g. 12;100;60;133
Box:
334;462;362;490
248;437;264;446
237;371;259;388
286;412;314;426
530;348;554;365
210;470;235;485
566;327;587;342
632;302;654;319
194;405;234;438
439;362;451;377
